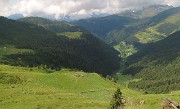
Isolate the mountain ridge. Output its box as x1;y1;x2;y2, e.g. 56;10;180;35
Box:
74;15;137;39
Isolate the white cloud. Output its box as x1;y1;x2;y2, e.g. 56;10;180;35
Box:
164;0;180;6
0;0;179;19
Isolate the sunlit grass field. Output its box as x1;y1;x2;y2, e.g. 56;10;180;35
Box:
0;65;118;109
0;65;179;109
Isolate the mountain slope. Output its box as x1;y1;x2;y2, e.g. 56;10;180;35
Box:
18;17;86;33
135;6;180;43
119;5;173;19
105;18;151;45
0;17;120;76
105;7;180;58
124;31;180;93
107;7;180;45
75;15;137;39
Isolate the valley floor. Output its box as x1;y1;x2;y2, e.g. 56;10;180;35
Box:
0;65;179;109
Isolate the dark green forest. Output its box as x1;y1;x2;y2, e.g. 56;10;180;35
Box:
0;17;120;76
125;31;180;94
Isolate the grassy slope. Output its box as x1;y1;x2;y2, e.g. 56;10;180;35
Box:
0;65;180;109
0;65;118;109
116;74;180;109
135;12;180;43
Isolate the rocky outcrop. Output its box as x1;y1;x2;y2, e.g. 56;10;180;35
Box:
162;98;180;109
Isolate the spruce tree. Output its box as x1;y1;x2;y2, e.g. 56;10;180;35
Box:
110;88;124;109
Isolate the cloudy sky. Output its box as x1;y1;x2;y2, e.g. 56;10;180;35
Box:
0;0;180;19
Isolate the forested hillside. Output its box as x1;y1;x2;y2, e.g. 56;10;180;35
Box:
124;31;180;94
0;17;120;76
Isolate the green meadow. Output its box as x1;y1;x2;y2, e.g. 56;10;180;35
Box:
58;32;83;39
0;65;180;109
0;65;117;109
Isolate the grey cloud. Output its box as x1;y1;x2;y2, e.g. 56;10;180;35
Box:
0;0;10;8
0;0;179;19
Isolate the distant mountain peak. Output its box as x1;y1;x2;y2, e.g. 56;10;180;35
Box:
8;14;24;20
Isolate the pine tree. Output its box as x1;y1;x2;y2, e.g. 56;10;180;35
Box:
110;88;124;109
